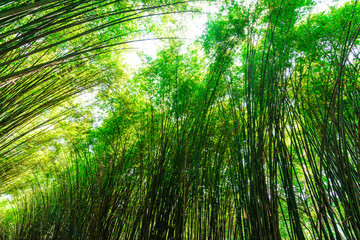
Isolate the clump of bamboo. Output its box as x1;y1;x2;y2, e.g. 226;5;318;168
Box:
2;0;360;239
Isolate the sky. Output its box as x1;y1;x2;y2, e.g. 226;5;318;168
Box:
313;0;348;12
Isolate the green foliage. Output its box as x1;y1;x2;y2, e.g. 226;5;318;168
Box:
2;0;360;240
0;0;190;197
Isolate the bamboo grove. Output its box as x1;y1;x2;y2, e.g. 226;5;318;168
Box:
1;0;360;239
